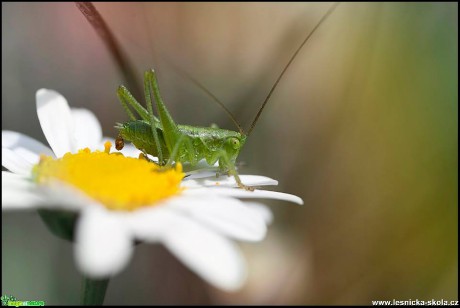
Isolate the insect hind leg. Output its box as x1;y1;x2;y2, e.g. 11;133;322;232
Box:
144;71;165;165
117;85;151;121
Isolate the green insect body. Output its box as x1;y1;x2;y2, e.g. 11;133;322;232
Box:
117;119;246;169
115;70;251;189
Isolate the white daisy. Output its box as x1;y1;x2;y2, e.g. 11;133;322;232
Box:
2;89;303;292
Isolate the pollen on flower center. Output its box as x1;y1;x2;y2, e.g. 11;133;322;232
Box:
32;143;184;211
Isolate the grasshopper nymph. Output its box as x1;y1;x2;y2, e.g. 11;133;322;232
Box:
114;4;339;190
115;69;251;189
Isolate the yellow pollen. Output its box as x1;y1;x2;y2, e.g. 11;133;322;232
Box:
104;141;112;153
32;146;185;211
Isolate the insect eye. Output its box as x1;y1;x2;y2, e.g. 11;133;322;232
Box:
229;138;240;149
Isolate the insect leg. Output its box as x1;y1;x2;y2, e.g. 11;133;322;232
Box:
144;71;165;165
116;86;149;151
145;69;180;154
165;134;197;167
216;150;254;191
117;85;153;121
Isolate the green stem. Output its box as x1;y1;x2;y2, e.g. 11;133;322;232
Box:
81;276;110;305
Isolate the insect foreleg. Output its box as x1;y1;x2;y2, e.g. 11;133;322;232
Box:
215;150;254;191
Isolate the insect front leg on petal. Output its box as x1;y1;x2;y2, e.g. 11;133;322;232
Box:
224;159;255;192
216;150;254;191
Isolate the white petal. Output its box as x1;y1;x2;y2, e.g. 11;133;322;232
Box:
127;205;247;290
36;180;99;211
2;171;44;210
168;196;267;241
184;187;304;205
2;148;33;175
36;89;77;157
162;214;247;291
75;207;133;278
126;206;177;242
182;174;278;188
243;202;274;225
2;190;44;210
2;130;55;164
71;108;102;150
1;172;88;211
183;171;220;181
2;171;32;188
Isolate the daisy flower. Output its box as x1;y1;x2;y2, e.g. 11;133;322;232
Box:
2;89;303;293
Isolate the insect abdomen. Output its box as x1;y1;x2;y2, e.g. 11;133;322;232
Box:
116;120;169;159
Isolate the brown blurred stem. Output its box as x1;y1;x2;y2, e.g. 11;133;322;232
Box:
75;2;142;97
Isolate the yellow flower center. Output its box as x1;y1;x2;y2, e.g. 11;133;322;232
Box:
32;142;184;211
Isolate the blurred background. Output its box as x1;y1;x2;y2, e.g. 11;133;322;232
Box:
2;2;457;305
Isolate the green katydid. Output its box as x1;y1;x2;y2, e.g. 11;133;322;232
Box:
113;3;339;190
115;69;249;188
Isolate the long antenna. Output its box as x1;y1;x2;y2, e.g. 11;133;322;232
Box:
247;2;340;136
75;2;142;97
167;60;245;134
140;4;244;134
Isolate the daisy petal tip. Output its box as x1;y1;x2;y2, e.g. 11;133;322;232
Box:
161;216;248;292
36;89;62;106
36;88;49;98
36;88;76;157
260;190;303;206
75;208;133;279
295;196;304;206
286;196;303;206
76;238;133;279
216;275;246;292
36;88;69;110
71;108;103;150
214;260;248;292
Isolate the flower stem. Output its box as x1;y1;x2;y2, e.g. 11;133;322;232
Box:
81;276;110;305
